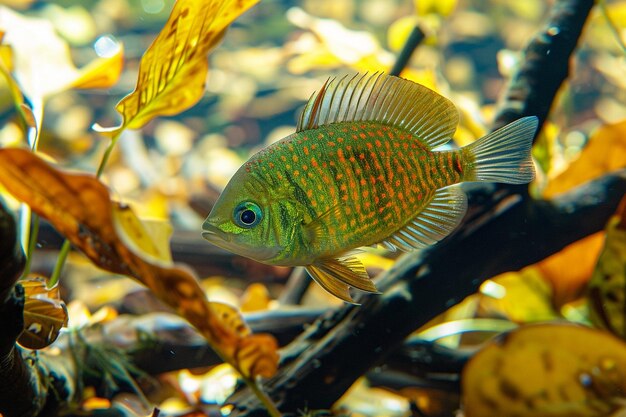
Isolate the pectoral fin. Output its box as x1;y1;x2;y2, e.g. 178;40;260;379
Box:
306;256;379;304
302;204;343;246
382;186;467;251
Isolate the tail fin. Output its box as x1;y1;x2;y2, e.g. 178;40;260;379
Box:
465;116;538;184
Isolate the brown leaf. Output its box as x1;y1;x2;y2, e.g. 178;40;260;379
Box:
0;148;278;378
462;324;626;417
98;0;258;134
17;276;68;350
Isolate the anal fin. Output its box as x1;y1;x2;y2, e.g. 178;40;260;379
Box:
306;256;379;304
383;186;468;251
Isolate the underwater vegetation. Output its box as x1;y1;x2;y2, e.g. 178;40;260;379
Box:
0;0;625;416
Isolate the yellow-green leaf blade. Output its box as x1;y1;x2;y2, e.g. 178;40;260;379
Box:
113;0;258;132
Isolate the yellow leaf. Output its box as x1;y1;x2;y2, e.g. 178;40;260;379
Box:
463;324;626;417
112;203;173;266
397;67;439;91
414;0;457;17
586;2;626;54
544;120;626;198
0;6;123;100
104;0;258;133
210;301;251;336
70;44;125;90
387;15;419;52
478;269;559;323
536;121;626;309
0;40;35;132
588;196;626;338
240;283;271;312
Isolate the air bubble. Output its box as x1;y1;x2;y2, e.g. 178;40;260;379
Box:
94;35;121;58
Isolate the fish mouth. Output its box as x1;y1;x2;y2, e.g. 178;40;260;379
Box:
201;221;281;262
201;222;228;243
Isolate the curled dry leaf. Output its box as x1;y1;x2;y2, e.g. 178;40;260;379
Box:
587;195;626;338
96;0;258;134
112;203;173;266
17;276;68;350
462;323;626;417
0;148;278;378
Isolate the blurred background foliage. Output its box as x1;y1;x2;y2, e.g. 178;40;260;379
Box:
1;0;626;415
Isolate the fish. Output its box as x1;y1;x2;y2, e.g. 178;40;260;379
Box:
202;73;537;303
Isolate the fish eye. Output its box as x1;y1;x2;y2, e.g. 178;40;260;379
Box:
233;202;263;228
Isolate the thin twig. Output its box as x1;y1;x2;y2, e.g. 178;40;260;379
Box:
389;25;426;77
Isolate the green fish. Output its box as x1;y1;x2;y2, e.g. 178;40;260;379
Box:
202;73;537;303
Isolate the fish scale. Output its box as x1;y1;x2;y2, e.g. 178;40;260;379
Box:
202;73;537;303
247;120;466;259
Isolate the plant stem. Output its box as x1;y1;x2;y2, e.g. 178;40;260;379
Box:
49;134;121;287
18;100;45;278
22;214;39;277
211;342;281;417
49;240;70;288
96;135;120;179
243;376;282;417
389;24;425;77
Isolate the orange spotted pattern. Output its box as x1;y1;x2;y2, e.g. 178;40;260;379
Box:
245;121;465;257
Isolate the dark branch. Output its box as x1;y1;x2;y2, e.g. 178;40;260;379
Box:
389;25;426;77
0;201;23;304
492;0;595;133
229;169;626;414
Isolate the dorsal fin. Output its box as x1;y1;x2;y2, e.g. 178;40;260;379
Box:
296;72;459;149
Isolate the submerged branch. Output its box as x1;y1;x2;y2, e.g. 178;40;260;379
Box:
389;25;426;77
492;0;595;132
229;170;626;414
